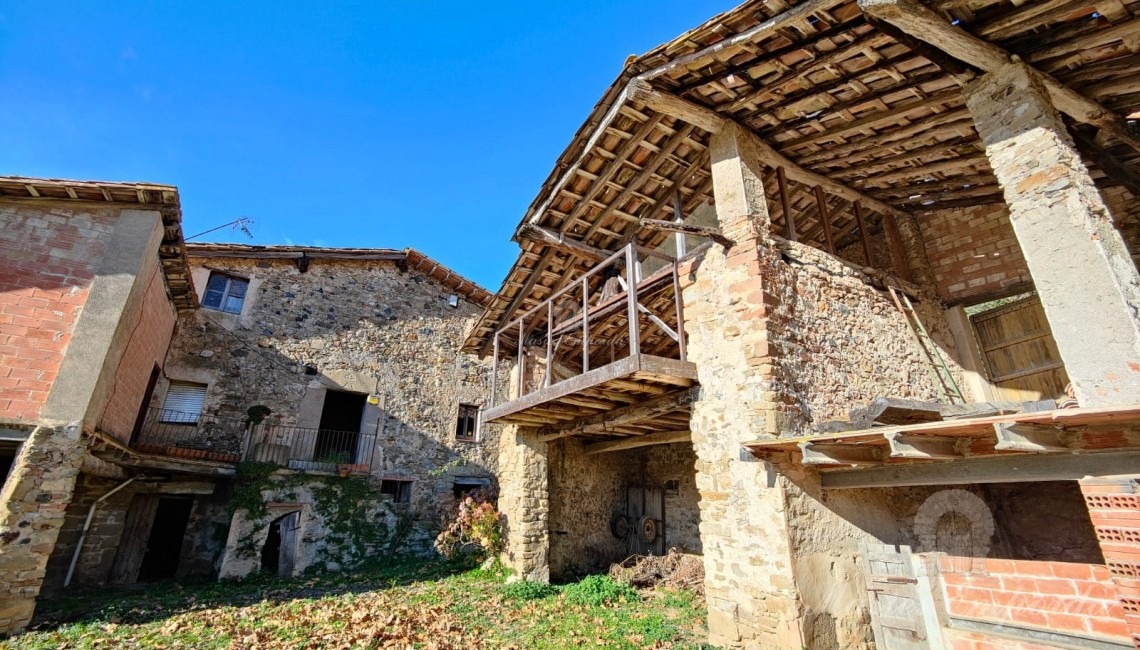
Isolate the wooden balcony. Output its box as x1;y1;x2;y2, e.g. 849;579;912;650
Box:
483;243;697;444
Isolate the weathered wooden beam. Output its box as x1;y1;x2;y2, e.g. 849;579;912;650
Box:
628;79;916;223
539;386;697;440
992;422;1072;452
799;441;888;466
639;218;733;247
857;0;1140;155
885;431;965;459
1071;128;1140;198
583;429;691;454
776;167;797;241
821;450;1140;489
813;186;837;254
849;397;944;429
852;201;874;265
515;223;611;263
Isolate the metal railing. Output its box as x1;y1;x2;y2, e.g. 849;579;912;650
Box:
251;423;378;475
131;408;244;463
489;242;687;407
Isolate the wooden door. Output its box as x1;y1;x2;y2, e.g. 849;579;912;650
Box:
971;296;1069;401
625;486;665;555
278;511;300;577
860;544;933;650
110;494;160;584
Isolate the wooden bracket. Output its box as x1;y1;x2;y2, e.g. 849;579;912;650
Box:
885;431;966;460
992;422;1073;452
799;441;887;466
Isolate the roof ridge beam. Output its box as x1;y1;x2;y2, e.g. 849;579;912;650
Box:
858;0;1140;155
627;78;914;222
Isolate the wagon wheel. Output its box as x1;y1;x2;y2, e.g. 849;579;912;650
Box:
638;516;658;543
610;514;631;539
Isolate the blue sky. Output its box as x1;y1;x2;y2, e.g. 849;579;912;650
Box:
0;2;735;290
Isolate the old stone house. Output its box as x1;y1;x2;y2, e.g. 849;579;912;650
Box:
0;177;497;634
466;1;1140;649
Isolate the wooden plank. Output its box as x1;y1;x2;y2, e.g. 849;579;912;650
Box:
583;429;691;454
110;494;160;584
483;355;640;424
639;218;733;247
849;397;944;429
822;450;1140;489
882;214;914;283
515;224;611;263
857;0;1140;155
540;386;697;440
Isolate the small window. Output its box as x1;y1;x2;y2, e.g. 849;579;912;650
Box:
380;479;412;504
455;404;479;442
159;381;208;423
202;272;249;314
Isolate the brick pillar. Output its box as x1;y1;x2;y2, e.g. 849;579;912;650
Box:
0;424;85;634
964;62;1140;406
1079;476;1140;649
496;424;549;583
681;122;804;648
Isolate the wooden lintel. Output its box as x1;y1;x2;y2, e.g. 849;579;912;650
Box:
799;441;887;466
884;431;964;460
857;0;1140;155
821;450;1140;489
1072;128;1140;198
515;223;611;263
540;386;697;441
583;430;691;454
627;78;916;222
640;218;734;247
992;422;1071;452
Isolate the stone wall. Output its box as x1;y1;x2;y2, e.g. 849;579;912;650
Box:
0;205;116;423
162;253;499;552
547;438;628;577
643;443;701;554
918;203;1032;305
496;424;549;582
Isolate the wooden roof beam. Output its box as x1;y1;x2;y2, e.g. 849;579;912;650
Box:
514;224;610;263
539;386;697;441
628;78;915;223
858;0;1140;155
583;429;691;455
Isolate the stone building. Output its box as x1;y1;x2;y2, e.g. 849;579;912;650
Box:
0;177;497;634
0;176;196;634
466;1;1140;649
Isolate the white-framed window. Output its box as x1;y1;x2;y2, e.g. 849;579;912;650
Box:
159;381;208;423
455;403;479;442
202;272;249;314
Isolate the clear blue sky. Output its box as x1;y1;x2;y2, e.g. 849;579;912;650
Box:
0;2;735;290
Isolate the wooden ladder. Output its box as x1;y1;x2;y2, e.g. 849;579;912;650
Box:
888;286;965;405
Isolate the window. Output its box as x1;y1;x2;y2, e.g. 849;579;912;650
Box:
159;381;208;423
380;479;412;504
455;404;479;442
202;272;249;314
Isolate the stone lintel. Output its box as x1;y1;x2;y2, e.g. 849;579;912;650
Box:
964;62;1140;406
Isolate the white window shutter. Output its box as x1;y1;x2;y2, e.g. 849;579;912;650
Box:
160;382;208;422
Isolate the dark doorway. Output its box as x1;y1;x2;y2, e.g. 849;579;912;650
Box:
137;498;194;582
130;364;162;446
0;440;20;487
261;511;300;577
315;390;365;463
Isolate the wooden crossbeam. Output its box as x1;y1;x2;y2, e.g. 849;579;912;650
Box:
627;78;915;223
583;430;691;455
857;0;1140;155
539;387;697;441
515;224;610;263
1072;128;1140;197
639;218;733;247
799;441;887;466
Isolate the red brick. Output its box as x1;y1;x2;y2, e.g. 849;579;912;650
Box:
1088;615;1130;639
1051;563;1095;580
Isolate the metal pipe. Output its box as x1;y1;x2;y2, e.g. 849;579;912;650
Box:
65;475;142;587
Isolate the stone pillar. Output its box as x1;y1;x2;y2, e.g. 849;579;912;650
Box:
964;62;1140;406
0;424;85;634
496;424;549;582
1077;476;1140;648
681;122;805;648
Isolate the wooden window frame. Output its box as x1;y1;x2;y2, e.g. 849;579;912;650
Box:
455;403;479;443
202;272;249;315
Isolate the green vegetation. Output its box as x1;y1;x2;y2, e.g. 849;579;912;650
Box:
7;559;709;649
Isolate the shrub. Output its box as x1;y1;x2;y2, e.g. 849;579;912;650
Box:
562;574;638;606
501;580;558;601
434;491;504;561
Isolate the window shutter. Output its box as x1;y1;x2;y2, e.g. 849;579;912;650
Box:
160;382;208;422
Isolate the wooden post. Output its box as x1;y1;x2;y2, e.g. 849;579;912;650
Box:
777;166;796;241
491;332;499;407
581;276;590;372
673;260;687;362
853;200;873;265
882;213;914;282
813;185;836;254
545;301;553;388
625;245;640;357
672;188;687;258
517;318;525;398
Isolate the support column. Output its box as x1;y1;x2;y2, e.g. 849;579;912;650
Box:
0;424;85;633
1078;476;1140;649
964;62;1140;406
683;122;805;648
496;424;549;583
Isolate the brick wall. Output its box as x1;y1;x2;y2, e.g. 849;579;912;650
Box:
96;256;177;442
939;556;1129;643
919;204;1032;305
0;205;117;422
1079;477;1140;649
